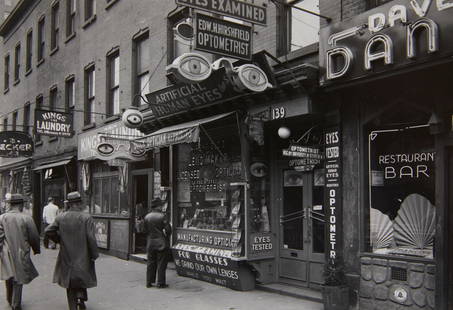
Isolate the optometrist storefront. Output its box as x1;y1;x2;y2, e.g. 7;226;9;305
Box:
319;1;453;309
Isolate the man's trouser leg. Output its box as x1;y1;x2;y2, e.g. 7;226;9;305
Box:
156;249;169;285
66;288;87;310
6;278;22;308
146;249;157;286
43;223;49;248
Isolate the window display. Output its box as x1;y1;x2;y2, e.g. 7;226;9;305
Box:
92;173;128;216
368;125;435;258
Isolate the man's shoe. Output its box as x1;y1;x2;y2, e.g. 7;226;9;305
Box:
76;299;86;310
146;283;153;288
157;284;168;288
12;306;22;310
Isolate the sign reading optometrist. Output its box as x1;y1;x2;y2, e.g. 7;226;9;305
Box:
175;0;267;26
0;131;34;158
35;109;74;137
195;13;252;60
319;0;453;86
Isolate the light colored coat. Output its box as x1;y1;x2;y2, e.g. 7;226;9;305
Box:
45;210;99;288
0;209;40;284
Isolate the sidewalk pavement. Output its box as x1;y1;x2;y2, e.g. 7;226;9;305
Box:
0;248;323;310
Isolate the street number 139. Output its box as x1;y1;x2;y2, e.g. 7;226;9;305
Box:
272;107;286;120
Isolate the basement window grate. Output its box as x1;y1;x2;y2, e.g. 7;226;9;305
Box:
391;267;407;281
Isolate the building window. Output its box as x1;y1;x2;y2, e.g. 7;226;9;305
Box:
85;0;95;21
12;111;17;131
133;31;150;106
367;0;392;9
26;29;33;72
4;54;9;91
3;118;8;131
23;102;30;134
65;75;75;110
35;94;43;142
66;0;76;37
107;50;120;116
14;43;20;82
37;16;45;63
84;64;95;125
50;86;58;111
288;0;320;51
51;1;60;52
92;173;126;215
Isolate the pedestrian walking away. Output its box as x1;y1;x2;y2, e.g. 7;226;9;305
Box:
144;198;172;288
0;193;41;310
45;191;99;310
42;197;59;249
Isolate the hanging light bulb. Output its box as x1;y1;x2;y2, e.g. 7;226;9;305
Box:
278;126;291;139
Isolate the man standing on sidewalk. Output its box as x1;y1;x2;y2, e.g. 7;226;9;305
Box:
45;191;99;310
0;193;41;310
42;197;59;249
144;198;172;288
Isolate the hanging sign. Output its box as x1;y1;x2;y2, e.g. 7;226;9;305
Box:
319;0;453;86
0;131;34;158
195;13;252;60
95;135;147;162
283;144;323;171
175;0;267;26
35;109;74;137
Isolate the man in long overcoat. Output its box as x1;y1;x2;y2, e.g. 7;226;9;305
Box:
144;198;172;288
0;193;40;310
45;191;99;310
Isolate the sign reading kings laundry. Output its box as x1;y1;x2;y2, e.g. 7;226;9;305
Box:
195;13;252;60
35;110;74;137
175;0;267;26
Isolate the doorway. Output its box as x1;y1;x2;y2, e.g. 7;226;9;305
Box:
132;169;153;254
275;162;325;288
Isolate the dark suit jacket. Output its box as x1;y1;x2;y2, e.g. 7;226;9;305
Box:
144;210;172;251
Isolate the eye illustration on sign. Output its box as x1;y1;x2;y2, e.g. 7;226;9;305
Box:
97;143;115;156
167;53;212;83
235;64;269;92
122;108;144;129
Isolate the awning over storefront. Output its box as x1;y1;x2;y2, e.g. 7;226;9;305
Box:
33;156;73;171
137;112;234;149
0;158;32;172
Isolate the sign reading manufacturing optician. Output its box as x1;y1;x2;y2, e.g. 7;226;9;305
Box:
195;13;252;60
324;128;342;261
176;0;267;26
319;0;453;86
0;131;33;158
35;110;74;137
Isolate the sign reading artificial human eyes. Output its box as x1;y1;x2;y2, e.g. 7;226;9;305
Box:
0;131;34;158
319;0;453;85
35;109;74;137
175;0;267;26
195;13;252;60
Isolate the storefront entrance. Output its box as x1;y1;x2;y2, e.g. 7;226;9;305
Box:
275;162;325;288
132;169;153;254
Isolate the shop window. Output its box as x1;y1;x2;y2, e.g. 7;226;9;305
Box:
66;0;76;38
106;49;120;116
132;31;150;106
4;54;9;91
367;125;435;259
14;42;20;83
37;16;45;63
175;121;244;233
51;1;60;52
92;173;126;215
25;29;33;72
84;63;95;125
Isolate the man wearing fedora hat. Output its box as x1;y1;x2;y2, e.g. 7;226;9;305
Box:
0;193;41;310
45;191;99;310
144;198;172;288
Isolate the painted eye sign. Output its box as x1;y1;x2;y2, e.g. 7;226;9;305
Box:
122;109;144;129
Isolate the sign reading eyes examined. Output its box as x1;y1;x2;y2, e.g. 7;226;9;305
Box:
195;13;253;60
0;131;34;158
175;0;267;26
35;109;74;138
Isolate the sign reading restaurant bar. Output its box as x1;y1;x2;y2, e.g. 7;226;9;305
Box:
319;0;453;85
176;0;267;26
35;109;74;137
195;13;252;60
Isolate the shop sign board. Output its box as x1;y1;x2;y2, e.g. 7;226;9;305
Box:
195;13;252;60
324;128;342;262
175;228;237;249
35;109;74;137
283;144;323;171
319;0;453;86
146;69;243;118
93;218;109;249
0;131;33;158
172;243;242;289
78;120;145;160
175;0;267;26
248;232;274;260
